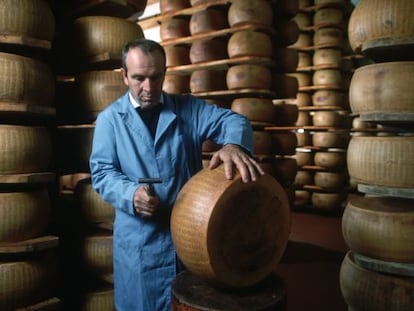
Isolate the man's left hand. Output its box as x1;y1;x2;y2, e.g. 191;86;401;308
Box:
208;144;265;183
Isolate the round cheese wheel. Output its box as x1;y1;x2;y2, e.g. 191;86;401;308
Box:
0;189;50;242
72;16;144;62
231;98;275;124
349;61;414;115
171;165;291;288
77;70;127;115
0;0;55;42
340;251;414;311
0;125;52;174
228;0;273;27
227;31;272;58
343;196;414;262
226;64;272;90
347;136;414;188
83;234;113;275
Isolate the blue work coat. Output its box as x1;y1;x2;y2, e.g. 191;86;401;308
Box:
89;92;254;311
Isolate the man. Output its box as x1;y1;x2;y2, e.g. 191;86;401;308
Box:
89;38;264;311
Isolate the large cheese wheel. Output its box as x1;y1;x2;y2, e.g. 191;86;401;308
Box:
163;74;190;94
0;52;55;107
76;70;127;116
312;131;349;148
83;287;114;311
0;125;52;174
190;69;227;93
227;0;273;27
165;45;190;67
313;27;343;47
160;0;190;13
189;38;228;63
340;251;414;311
0;0;55;43
349;61;414;115
0;254;56;310
75;179;114;225
347;0;414;58
189;9;227;35
313;48;343;67
314;150;346;169
83;234;113;275
0;190;50;242
72;16;144;62
347;136;414;188
252;130;273;155
231;98;275;124
160;17;189;41
171;165;291;288
227;31;272;58
343;196;414;262
226;64;272;90
311;192;346;210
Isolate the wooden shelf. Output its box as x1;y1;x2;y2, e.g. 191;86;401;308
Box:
138;0;230;29
167;55;274;75
0;235;59;255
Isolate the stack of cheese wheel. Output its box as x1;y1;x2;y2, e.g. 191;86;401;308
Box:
0;190;50;243
0;251;57;310
76;70;127;121
0;125;52;174
348;0;414;62
0;52;55;109
74;179;114;226
72;16;144;66
82;233;113;283
0;0;55;48
171;165;291;288
341;1;414;309
341;196;414;310
164;45;190;94
288;0;352;212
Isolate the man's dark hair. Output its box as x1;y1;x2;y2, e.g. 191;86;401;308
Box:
121;39;166;73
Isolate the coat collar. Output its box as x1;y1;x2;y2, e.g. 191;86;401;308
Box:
120;92;177;144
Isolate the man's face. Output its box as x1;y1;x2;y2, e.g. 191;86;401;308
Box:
122;48;166;109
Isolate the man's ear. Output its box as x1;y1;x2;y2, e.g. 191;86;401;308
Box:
120;68;128;86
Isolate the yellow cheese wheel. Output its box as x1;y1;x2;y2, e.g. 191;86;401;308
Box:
231;98;275;124
190;69;227;93
226;64;272;90
0;254;56;310
340;251;414;311
171;165;291;288
75;179;114;225
190;38;228;63
163;74;190;94
227;0;273;27
77;70;127;116
0;52;55;107
0;0;55;43
0;190;50;242
160;17;189;41
349;61;414;115
83;287;114;311
227;31;272;58
343;196;414;262
347;136;414;188
83;234;113;275
72;16;144;62
0;125;52;174
347;0;414;57
165;45;190;67
189;9;227;35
